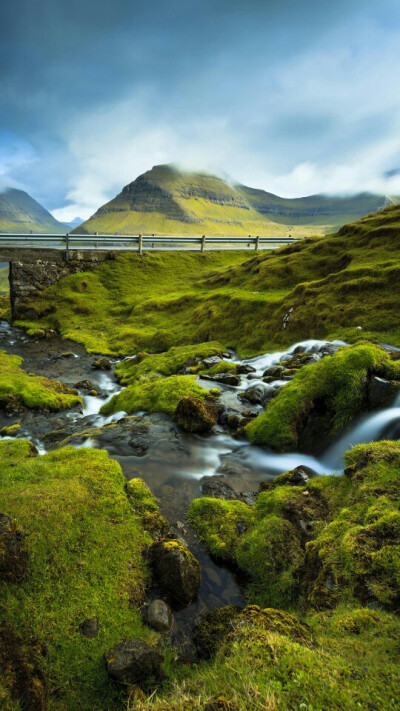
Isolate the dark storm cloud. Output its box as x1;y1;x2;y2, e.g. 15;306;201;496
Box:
1;0;400;217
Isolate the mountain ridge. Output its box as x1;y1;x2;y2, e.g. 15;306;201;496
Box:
0;188;68;234
74;164;399;237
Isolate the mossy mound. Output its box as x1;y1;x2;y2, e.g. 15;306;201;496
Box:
0;350;82;412
129;604;400;711
116;342;225;384
100;374;211;416
190;440;400;611
0;440;163;710
246;342;400;451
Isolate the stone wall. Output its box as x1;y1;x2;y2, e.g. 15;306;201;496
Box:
3;249;116;320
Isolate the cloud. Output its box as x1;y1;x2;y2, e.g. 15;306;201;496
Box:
2;0;400;215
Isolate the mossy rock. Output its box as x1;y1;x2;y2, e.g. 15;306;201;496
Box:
150;539;201;606
194;605;242;659
174;396;218;434
0;424;21;437
246;342;400;452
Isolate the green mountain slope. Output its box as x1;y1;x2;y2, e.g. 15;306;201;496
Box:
0;188;67;234
75;163;398;237
16;202;400;355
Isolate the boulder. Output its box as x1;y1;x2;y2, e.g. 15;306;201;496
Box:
106;638;164;686
0;514;28;582
203;356;222;369
263;364;284;378
236;364;256;375
150;539;201;606
146;599;173;631
241;382;273;405
92;357;112;370
367;376;400;410
273;465;315;487
174;397;217;434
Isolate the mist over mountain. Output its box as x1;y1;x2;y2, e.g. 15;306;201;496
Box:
0;188;68;234
75;164;399;237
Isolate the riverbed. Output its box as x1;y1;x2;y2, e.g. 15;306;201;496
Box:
1;321;399;642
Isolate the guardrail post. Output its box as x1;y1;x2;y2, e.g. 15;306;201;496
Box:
65;234;69;262
138;234;143;255
201;235;206;252
255;236;260;251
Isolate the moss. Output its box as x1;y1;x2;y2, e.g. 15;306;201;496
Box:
126;478;168;535
100;374;210;416
200;360;237;376
0;440;162;710
246;342;400;451
116;341;224;385
0;351;82;412
174;396;219;433
0;424;21;437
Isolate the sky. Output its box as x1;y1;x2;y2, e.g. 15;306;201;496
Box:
1;0;400;221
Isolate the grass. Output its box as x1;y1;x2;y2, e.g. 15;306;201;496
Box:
12;203;400;357
0;440;164;710
245;342;400;451
0;350;82;411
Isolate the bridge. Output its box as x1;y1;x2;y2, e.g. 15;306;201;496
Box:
0;233;298;321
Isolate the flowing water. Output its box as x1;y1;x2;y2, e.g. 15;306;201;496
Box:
1;320;399;641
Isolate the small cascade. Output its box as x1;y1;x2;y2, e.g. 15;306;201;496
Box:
322;394;400;471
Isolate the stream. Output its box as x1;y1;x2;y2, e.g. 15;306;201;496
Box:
1;320;400;644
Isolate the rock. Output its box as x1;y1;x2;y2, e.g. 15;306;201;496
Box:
263;364;284;378
0;513;28;582
74;379;94;391
79;617;99;638
194;605;242;660
204;373;240;386
150;539;201;606
201;476;256;505
174;397;217;434
274;465;315;487
106;638;164;686
92;357;112;370
146;599;173;631
367;375;400;410
203;356;222;369
236;364;256;375
241;382;273;405
201;476;240;500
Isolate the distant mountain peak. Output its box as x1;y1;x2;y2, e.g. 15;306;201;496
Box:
75;165;400;238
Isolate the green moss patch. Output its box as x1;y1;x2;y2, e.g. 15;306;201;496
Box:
0;350;82;412
0;440;161;710
100;374;211;416
246;342;400;451
13;204;400;356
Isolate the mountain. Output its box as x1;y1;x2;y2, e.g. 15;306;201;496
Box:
74;164;399;237
65;216;84;230
0;188;67;234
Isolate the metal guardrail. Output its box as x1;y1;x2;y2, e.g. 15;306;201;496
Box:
0;233;299;260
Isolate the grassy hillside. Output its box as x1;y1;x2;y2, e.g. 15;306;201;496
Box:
75;164;397;237
0;188;67;234
15;202;400;355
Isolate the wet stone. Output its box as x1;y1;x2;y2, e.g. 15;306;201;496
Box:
106;638;164;686
146;599;173;631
